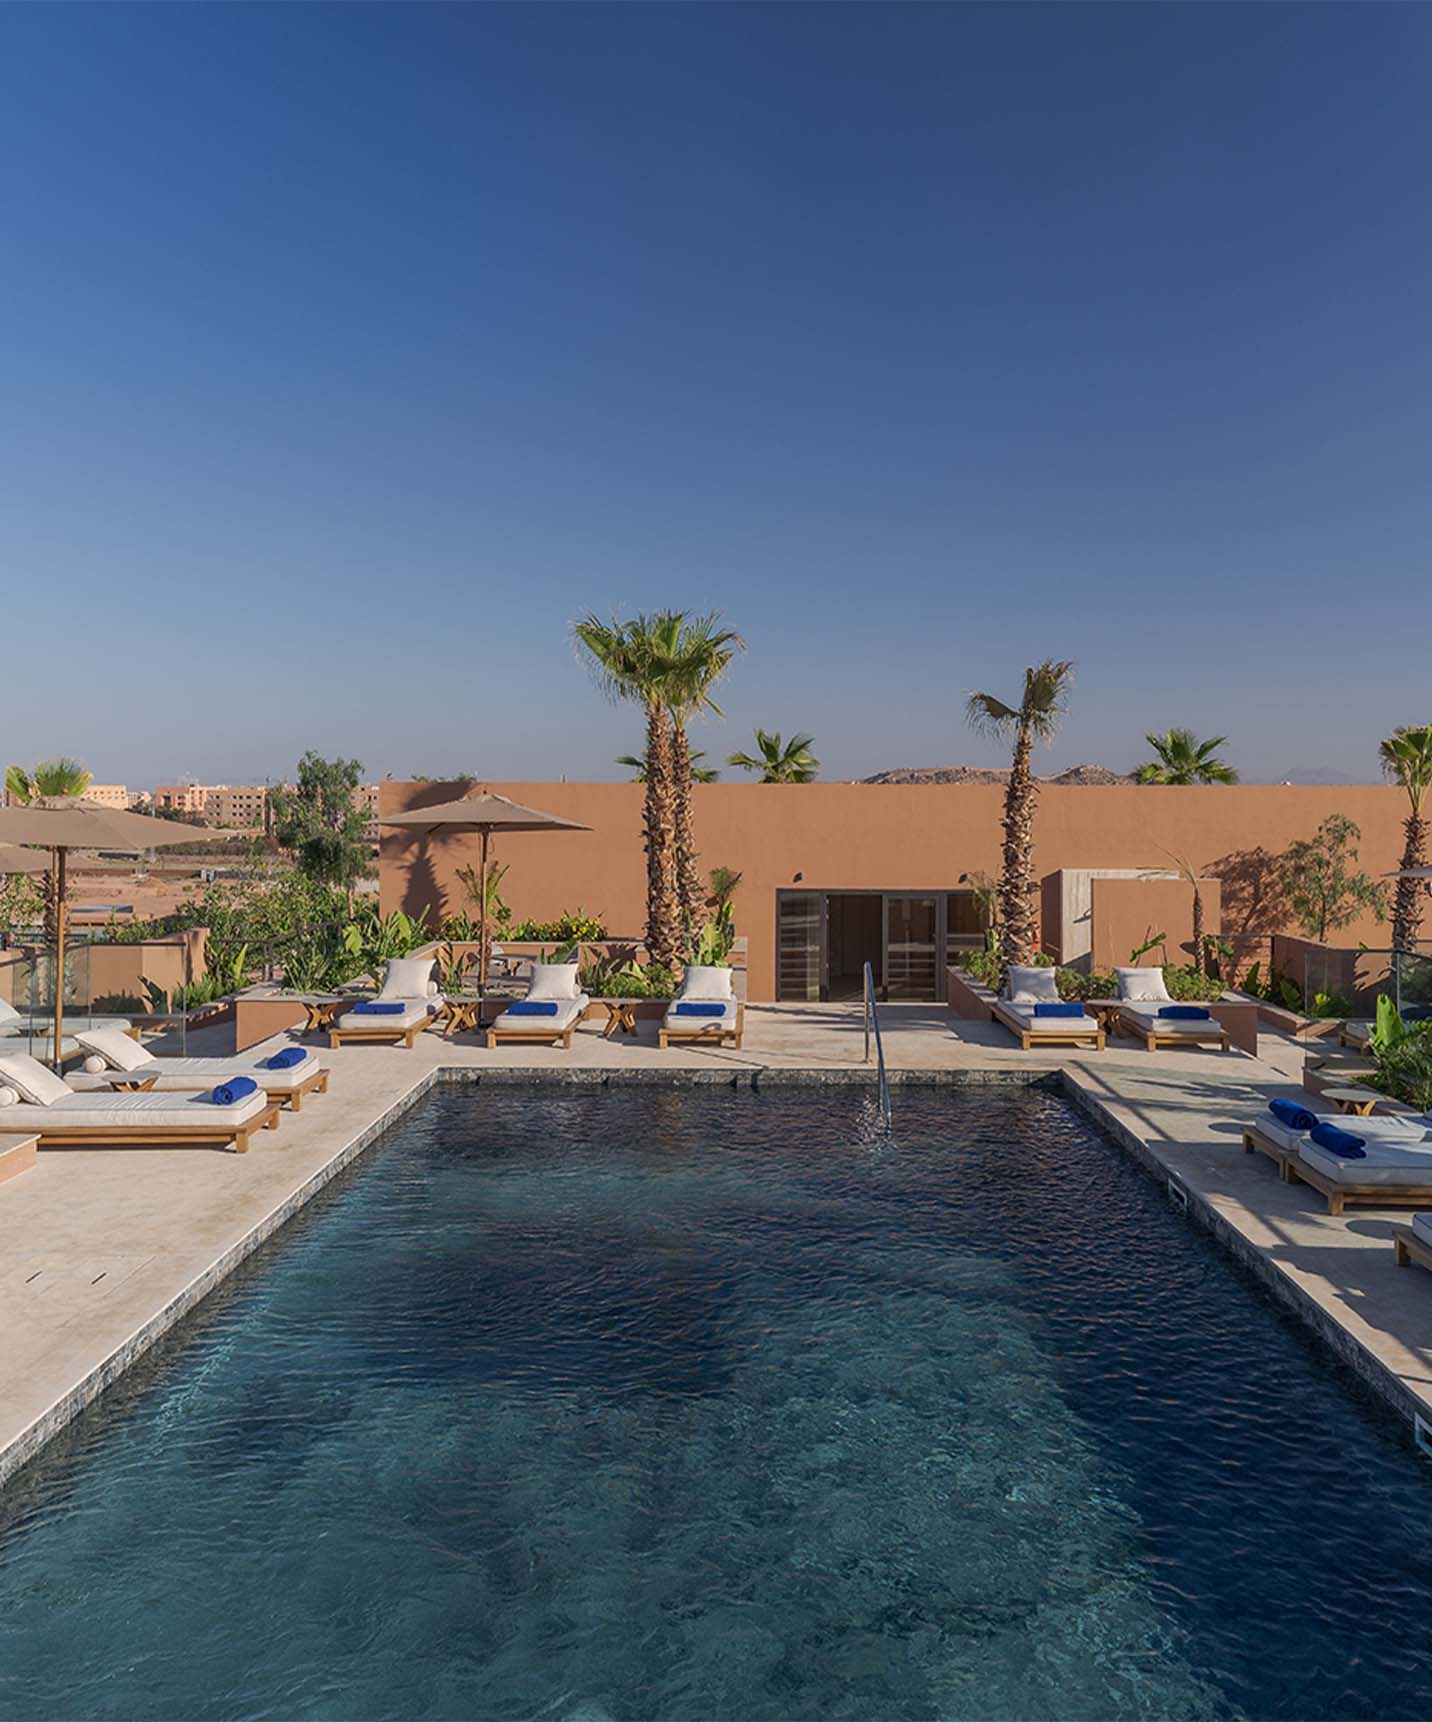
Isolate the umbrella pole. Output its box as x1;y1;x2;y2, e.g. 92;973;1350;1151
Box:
478;829;490;1010
52;847;66;1071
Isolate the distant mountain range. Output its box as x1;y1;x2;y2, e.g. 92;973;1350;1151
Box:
861;763;1133;786
859;764;1373;786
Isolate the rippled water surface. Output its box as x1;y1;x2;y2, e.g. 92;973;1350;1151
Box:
2;1085;1432;1721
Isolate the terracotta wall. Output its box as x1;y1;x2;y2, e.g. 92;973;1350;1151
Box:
1088;877;1222;973
379;781;1411;1001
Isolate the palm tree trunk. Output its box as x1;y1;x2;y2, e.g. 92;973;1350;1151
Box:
1392;811;1429;953
999;725;1039;973
670;717;703;932
643;697;680;969
1191;884;1205;976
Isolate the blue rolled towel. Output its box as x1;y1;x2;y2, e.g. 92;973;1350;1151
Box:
210;1075;258;1107
1159;1005;1212;1020
1309;1121;1366;1159
352;1000;405;1016
1034;1002;1085;1018
1269;1097;1317;1133
507;1000;560;1017
263;1046;306;1070
675;1002;726;1017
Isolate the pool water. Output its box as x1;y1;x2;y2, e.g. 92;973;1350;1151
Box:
2;1086;1431;1720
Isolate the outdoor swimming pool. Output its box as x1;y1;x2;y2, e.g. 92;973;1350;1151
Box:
1;1085;1430;1720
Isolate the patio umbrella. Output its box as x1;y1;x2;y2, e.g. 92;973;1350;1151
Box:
0;844;50;876
0;798;241;1067
382;792;590;1003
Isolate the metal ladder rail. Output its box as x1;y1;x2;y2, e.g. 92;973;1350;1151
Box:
862;960;893;1132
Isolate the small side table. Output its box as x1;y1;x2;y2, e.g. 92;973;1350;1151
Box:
1083;999;1124;1035
440;997;482;1038
297;997;347;1036
1324;1087;1380;1117
597;999;641;1039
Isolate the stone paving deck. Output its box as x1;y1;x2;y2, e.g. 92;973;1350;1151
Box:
0;1003;1428;1488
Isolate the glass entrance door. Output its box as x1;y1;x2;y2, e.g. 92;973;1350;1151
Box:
884;896;939;1000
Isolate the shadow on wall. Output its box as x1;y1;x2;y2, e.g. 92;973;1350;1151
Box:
402;845;446;927
1208;847;1289;978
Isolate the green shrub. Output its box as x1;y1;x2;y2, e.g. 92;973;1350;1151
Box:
506;910;606;942
579;958;675;999
91;993;143;1015
1374;1026;1432;1112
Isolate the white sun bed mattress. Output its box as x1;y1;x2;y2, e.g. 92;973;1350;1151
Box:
662;999;740;1031
114;1052;321;1091
1299;1126;1432;1186
997;1002;1098;1035
1254;1111;1337;1154
493;995;589;1031
5;1090;272;1131
1119;1004;1221;1036
335;1000;437;1031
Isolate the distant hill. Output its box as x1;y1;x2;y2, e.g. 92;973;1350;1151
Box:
861;763;1133;786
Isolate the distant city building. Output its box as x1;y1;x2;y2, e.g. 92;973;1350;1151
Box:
149;781;382;834
82;784;129;809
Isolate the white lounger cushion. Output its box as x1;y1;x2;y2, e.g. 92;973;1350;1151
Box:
86;1050;321;1092
663;999;740;1032
1413;1213;1432;1249
0;1051;72;1106
526;963;581;1002
997;1003;1098;1035
493;994;589;1032
1120;1004;1219;1036
1299;1122;1432;1185
5;1089;271;1131
1255;1112;1335;1153
678;966;735;1002
379;957;436;1000
336;1000;436;1031
75;1026;155;1072
1005;966;1060;1005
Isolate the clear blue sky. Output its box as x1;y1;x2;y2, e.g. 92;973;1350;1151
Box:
3;4;1428;787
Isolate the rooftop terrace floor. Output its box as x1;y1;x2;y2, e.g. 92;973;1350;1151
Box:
1;1004;1428;1487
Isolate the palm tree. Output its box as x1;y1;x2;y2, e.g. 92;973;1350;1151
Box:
618;749;719;783
1134;729;1240;785
1380;723;1432;953
966;661;1074;971
573;612;684;967
5;757;93;804
664;614;744;927
727;730;819;783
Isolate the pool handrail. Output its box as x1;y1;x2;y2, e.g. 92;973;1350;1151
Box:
863;960;893;1132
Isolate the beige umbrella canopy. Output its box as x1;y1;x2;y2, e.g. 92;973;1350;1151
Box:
382;792;590;999
0;844;50;876
0;798;241;1066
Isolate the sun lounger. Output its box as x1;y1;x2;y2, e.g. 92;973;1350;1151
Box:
328;957;442;1049
1117;1003;1230;1053
486;992;591;1049
75;1027;329;1111
1242;1099;1432;1213
1394;1212;1432;1275
658;966;745;1051
991;1000;1103;1052
0;1052;278;1153
1339;1020;1373;1052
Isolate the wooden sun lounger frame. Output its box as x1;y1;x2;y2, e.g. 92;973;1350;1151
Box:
991;1002;1103;1053
34;1102;283;1155
1394;1226;1432;1275
109;1064;330;1112
328;1012;430;1050
485;1015;582;1050
1120;1009;1230;1053
658;1002;745;1052
1242;1122;1432;1216
1339;1021;1373;1052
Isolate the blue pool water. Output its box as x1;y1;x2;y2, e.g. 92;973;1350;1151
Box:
2;1085;1431;1720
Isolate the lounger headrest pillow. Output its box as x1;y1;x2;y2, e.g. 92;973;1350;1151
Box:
379;956;436;1000
680;965;734;1001
0;999;20;1028
75;1025;155;1073
83;1056;107;1075
527;962;580;1002
0;1086;17;1107
1116;966;1171;1002
1006;966;1060;1005
0;1051;71;1107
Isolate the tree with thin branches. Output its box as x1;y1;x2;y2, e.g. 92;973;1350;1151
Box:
1380;723;1432;953
727;730;819;783
966;662;1074;972
1133;729;1240;785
